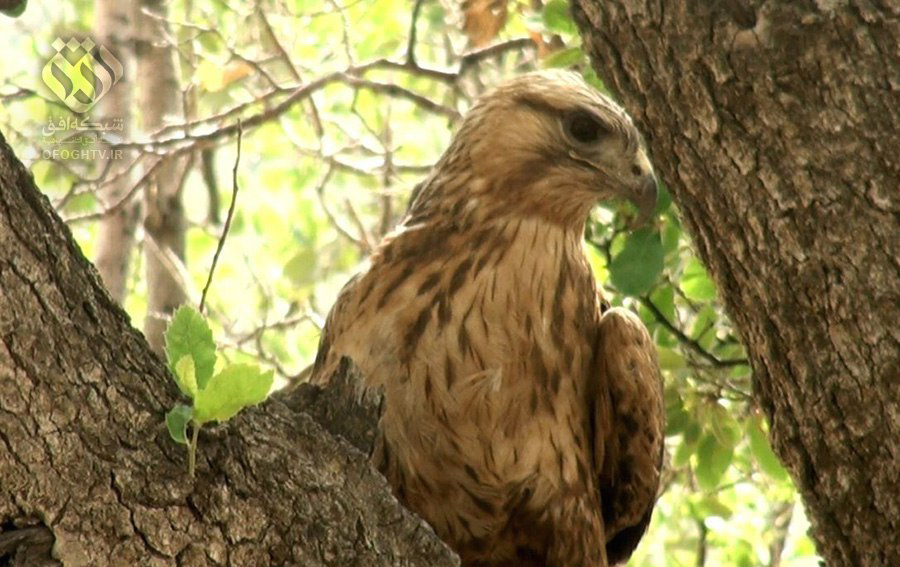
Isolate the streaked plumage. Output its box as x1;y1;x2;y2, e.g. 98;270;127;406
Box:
311;70;664;567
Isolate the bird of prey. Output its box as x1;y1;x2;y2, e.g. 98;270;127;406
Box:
311;70;664;567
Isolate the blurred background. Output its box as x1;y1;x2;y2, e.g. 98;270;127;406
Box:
0;1;821;565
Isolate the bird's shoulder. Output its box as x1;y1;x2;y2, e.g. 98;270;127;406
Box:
309;219;466;384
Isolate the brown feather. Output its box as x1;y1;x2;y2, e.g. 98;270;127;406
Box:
595;308;665;564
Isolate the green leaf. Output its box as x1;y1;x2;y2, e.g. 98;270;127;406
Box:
657;346;685;371
649;284;676;322
165;306;217;390
665;401;690;436
609;228;664;296
698;495;733;519
661;221;681;257
681;256;717;301
284;247;318;287
673;437;695;467
683;419;702;446
197;29;220;52
580;67;609;95
173;355;198;399
165;404;193;445
748;416;789;480
691;304;717;347
425;2;446;26
193;364;274;424
696;432;734;490
654;182;672;215
585;244;608;283
542;46;583;69
542;0;576;35
674;418;702;465
710;403;741;449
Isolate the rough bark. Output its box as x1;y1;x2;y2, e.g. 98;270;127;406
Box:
0;131;456;566
93;0;139;303
571;2;899;566
134;0;191;353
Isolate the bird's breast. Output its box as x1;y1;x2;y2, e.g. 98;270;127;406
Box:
331;218;602;550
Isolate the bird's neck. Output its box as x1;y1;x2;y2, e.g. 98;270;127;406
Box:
408;187;594;236
389;206;595;307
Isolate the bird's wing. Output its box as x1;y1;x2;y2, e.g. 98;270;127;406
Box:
592;306;665;565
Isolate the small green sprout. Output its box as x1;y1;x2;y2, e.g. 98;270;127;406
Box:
164;305;273;477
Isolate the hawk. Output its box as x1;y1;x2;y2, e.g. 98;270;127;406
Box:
311;70;664;567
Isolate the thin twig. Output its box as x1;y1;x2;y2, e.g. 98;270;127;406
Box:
458;38;536;74
406;0;426;66
315;166;371;253
188;421;199;478
199;120;242;313
327;0;355;64
696;519;708;567
337;75;461;120
144;234;196;302
65;154;165;223
256;5;326;137
767;501;793;567
343;197;374;250
114;38;535;150
639;295;749;368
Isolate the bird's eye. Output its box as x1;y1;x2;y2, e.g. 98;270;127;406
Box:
563;110;606;145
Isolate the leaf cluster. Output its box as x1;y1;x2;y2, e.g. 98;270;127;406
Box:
164;306;273;476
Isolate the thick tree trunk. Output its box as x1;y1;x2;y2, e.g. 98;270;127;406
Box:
572;2;899;566
0;132;456;566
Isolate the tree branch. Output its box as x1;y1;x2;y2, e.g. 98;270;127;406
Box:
200;120;242;313
639;295;748;368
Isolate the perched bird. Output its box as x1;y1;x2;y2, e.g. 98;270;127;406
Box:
311;70;664;567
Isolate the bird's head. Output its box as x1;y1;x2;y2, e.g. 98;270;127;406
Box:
426;70;657;229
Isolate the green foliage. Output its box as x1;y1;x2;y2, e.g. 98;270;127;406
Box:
173;355;198;398
749;415;790;481
193;363;273;424
164;306;273;476
165;404;192;445
696;432;734;490
681;256;718;301
609;228;665;296
165;307;217;391
542;0;577;36
542;46;583;69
